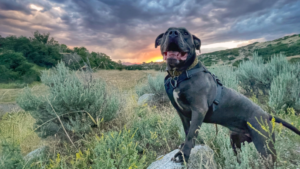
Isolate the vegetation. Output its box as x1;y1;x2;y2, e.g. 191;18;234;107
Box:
0;51;40;83
198;56;218;66
237;52;300;112
199;34;300;66
135;72;168;105
0;31;123;85
256;40;300;61
16;62;121;139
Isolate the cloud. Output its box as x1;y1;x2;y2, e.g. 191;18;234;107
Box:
0;0;299;63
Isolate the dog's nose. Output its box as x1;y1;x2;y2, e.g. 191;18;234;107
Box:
169;30;178;38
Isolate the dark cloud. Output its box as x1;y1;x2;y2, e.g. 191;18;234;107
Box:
0;0;31;14
0;0;300;62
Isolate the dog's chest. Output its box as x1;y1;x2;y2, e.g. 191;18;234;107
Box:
172;88;191;113
173;89;184;111
164;78;191;116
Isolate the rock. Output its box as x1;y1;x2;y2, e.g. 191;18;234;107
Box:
0;103;21;113
24;146;47;162
147;145;216;169
138;93;155;105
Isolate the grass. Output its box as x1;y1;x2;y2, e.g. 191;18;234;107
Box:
0;82;46;103
93;69;159;91
0;68;300;168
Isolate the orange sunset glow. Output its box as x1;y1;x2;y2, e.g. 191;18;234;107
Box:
146;56;164;63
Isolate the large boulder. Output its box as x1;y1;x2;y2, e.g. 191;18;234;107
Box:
147;145;217;169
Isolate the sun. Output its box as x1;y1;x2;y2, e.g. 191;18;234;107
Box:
146;56;163;63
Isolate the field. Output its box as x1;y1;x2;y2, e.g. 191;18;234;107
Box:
0;64;300;169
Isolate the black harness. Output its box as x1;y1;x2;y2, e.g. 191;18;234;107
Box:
164;63;223;115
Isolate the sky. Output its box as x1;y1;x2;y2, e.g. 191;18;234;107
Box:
0;0;300;64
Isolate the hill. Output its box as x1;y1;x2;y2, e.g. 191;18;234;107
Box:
198;34;300;67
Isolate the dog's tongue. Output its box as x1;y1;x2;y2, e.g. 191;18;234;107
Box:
163;51;188;60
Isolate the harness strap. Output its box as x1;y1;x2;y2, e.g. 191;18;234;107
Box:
165;63;223;112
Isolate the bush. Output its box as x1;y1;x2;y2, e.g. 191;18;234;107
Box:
92;128;148;168
210;66;239;91
232;59;242;67
130;106;183;152
268;71;300;112
236;52;265;95
135;73;168;105
237;52;291;96
17;62;120;139
228;56;236;60
0;141;24;169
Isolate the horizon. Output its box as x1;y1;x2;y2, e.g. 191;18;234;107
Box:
0;0;299;64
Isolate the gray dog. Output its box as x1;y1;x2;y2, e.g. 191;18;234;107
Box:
155;27;300;163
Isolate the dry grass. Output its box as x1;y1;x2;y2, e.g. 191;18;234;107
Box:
0;89;22;103
0;83;47;103
93;69;159;91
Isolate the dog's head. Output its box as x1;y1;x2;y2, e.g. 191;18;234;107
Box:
155;27;201;71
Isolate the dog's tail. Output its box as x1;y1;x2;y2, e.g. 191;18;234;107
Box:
270;116;300;135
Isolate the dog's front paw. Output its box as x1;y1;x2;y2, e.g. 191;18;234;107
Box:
178;142;185;149
171;151;189;163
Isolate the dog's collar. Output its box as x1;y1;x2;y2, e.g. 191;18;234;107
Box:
168;57;199;77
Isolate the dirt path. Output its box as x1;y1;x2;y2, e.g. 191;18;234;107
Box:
286;55;300;60
0;103;22;116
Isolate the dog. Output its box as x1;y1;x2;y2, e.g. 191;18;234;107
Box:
155;27;300;163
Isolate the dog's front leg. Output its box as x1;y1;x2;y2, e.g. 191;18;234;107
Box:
177;111;191;149
173;106;208;163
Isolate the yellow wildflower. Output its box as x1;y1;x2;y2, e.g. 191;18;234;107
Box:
247;122;267;139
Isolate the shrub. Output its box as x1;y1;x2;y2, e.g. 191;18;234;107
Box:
135;73;168;105
209;66;238;91
0;141;24;169
237;52;292;96
236;52;265;95
17;62;120;139
232;59;242;67
130;106;183;152
268;71;300;112
92;128;148;169
228;56;236;60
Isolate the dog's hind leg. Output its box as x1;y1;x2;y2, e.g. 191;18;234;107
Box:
230;131;252;155
247;117;276;163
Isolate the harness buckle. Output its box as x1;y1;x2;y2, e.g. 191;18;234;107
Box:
213;100;219;105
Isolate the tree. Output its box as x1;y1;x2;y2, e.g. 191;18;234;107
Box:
33;30;50;44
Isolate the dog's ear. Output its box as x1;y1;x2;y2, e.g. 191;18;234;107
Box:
192;35;201;51
155;33;164;48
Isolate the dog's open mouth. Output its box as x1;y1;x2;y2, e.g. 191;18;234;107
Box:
163;42;188;61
